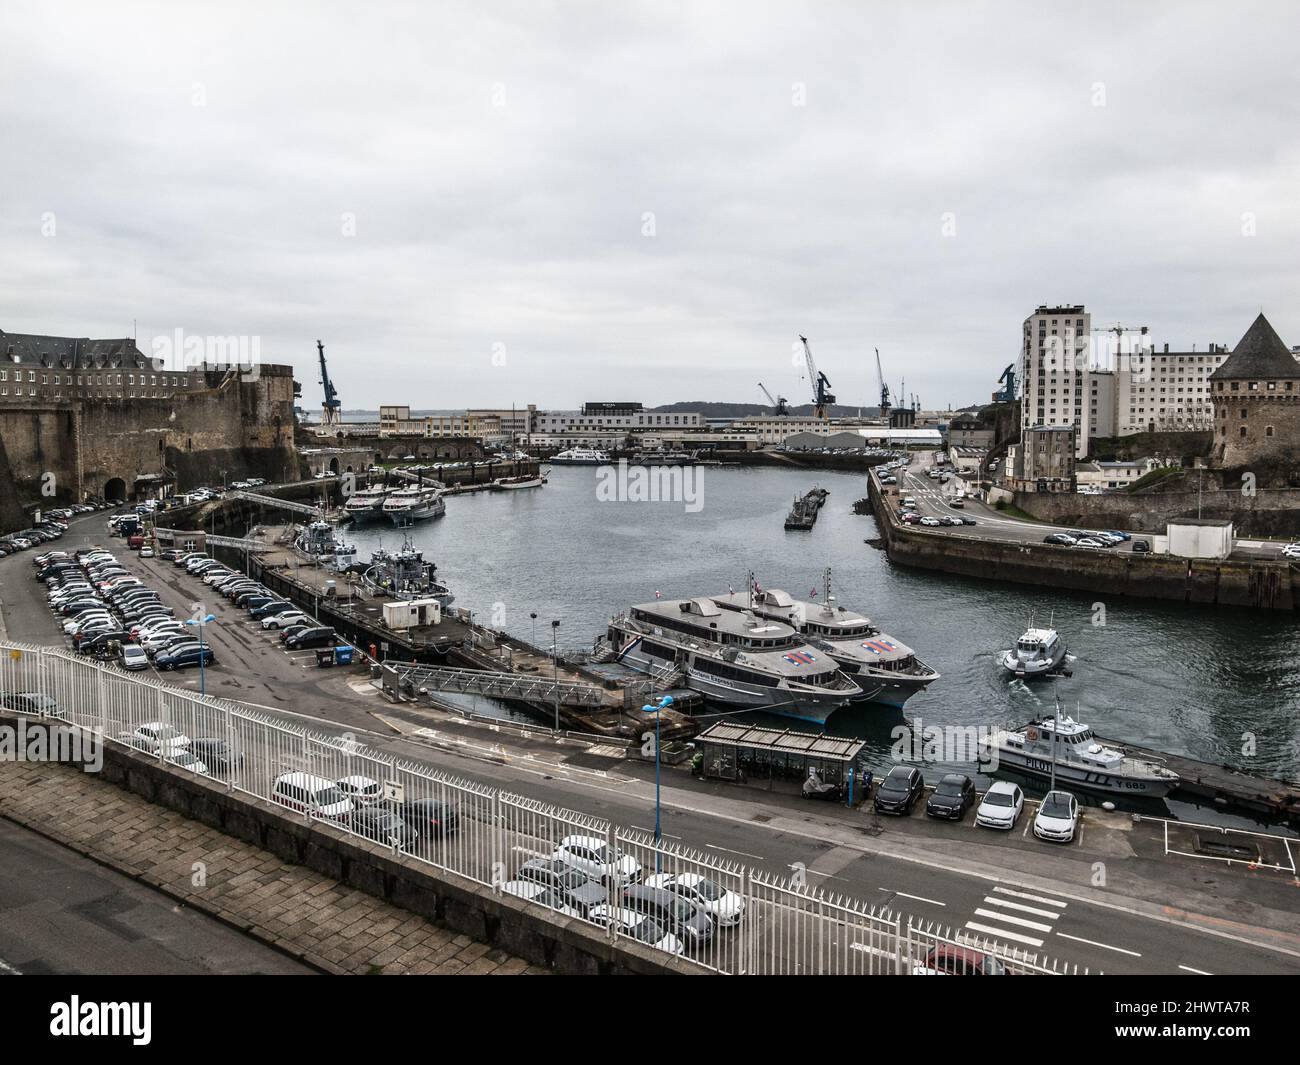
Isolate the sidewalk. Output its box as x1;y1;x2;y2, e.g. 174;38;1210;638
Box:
0;760;545;975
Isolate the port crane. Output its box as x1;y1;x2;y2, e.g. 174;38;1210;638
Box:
798;335;836;419
875;348;891;420
995;363;1017;402
316;340;341;427
758;382;789;416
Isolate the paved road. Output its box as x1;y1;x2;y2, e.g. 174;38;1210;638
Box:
0;819;313;975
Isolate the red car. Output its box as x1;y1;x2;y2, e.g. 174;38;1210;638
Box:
916;945;1008;975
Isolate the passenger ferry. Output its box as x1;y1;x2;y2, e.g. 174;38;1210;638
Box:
342;486;388;523
979;712;1180;797
604;596;863;724
713;571;938;707
382;486;446;526
550;447;612;466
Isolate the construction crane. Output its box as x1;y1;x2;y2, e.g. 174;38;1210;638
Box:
316;340;341;426
875;348;891;421
757;382;789;416
798;335;836;419
995;363;1017;403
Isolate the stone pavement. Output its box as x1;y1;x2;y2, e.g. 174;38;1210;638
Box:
0;760;546;975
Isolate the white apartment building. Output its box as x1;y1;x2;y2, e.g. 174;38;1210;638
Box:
1113;344;1228;436
730;416;888;445
1020;304;1092;458
529;402;704;437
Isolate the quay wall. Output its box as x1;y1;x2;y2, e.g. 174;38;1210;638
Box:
0;713;691;976
1012;485;1300;537
869;478;1299;611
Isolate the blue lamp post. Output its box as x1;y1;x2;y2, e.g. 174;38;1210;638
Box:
641;695;674;853
185;611;216;697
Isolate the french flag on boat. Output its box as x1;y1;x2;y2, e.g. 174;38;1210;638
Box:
782;650;817;666
861;638;897;655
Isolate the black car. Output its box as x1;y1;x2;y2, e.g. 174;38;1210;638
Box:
925;773;976;820
79;630;132;655
620;885;713;946
237;593;275;609
874;765;924;815
1132;540;1151;554
517;858;607;913
187;738;244;773
250;600;296;620
351;808;418;850
285;626;336;650
398;798;458;837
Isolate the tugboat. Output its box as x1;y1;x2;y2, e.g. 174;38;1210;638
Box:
1001;618;1069;677
980;701;1180;797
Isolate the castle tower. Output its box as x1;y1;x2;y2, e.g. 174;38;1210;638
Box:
1209;314;1300;468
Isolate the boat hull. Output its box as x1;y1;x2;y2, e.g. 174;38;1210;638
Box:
983;748;1177;797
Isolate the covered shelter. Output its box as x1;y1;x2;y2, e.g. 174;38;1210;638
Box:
694;721;870;793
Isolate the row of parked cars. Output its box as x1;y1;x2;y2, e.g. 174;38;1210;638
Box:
162;549;340;651
0;505;90;557
871;766;1081;842
1042;529;1150;552
36;548;213;670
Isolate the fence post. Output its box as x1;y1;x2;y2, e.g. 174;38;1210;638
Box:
96;662;107;739
605;823;617;942
301;731;312;822
491;791;502;893
224;701;236;792
742;868;753;975
156;684;167;764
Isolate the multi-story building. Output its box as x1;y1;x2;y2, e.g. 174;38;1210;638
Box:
1010;425;1076;492
1020;305;1092;457
0;329;212;401
529;402;705;437
1114;343;1228;436
378;406;502;442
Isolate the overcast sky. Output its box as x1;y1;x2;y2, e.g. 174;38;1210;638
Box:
2;1;1298;413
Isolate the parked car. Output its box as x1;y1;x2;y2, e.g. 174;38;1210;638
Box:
914;944;1008;976
126;722;191;757
516;858;607;914
0;692;65;718
351;808;417;850
975;781;1024;830
587;905;683;955
120;645;150;671
551;834;641;886
1043;533;1076;545
1033;790;1080;842
188;738;243;774
397;798;459;838
271;772;353;821
874;765;924;815
499;881;583;917
285;626;337;650
621;884;713;947
155;645;216;671
263;611;312;630
925;773;976;820
335;775;382;805
643;872;744;926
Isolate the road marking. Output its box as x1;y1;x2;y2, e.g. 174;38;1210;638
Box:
991;886;1067;907
982;895;1061;919
705;843;764;861
1056;932;1142;957
963;921;1043;948
1178;963;1212;975
973;907;1053;932
880;888;946;907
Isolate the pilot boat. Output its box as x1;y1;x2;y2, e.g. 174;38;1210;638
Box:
979;710;1180;797
1001;622;1068;677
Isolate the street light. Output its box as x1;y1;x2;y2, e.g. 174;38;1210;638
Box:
529;611;538;649
641;695;674;856
185;610;216;697
550;619;560;730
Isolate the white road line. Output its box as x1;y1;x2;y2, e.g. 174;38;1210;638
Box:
705;843;765;861
992;886;1067;907
973;907;1053;932
1056;932;1142;958
881;888;946;907
963;921;1044;948
982;896;1062;920
1178;964;1212;975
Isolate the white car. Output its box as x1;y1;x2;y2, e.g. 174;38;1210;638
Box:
1281;543;1300;559
919;516;941;527
335;775;382;805
644;872;744;926
126;722;192;757
263;611;312;630
975;781;1024;830
587;905;683;955
551;835;642;886
1033;790;1080;842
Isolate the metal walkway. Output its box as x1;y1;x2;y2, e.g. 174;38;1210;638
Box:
225;490;325;517
205;534;271;554
382;662;612;707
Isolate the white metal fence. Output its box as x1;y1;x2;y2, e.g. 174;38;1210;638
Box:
0;641;1089;975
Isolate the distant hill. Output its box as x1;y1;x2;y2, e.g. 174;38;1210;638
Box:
650;401;881;419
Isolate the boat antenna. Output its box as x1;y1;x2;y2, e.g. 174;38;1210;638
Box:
822;565;834;615
1049;683;1060;792
747;570;755;609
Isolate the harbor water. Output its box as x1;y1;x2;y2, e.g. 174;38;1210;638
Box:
347;465;1300;789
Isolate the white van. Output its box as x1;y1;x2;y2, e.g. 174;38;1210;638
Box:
271;772;354;822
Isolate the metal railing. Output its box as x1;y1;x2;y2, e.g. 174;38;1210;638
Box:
382;662;612;708
0;641;1090;974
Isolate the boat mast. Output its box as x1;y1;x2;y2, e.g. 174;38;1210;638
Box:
822;565;833;615
1049;687;1060;792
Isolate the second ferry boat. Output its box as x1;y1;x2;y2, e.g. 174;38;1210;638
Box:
382;485;446;526
712;570;939;708
604;596;864;724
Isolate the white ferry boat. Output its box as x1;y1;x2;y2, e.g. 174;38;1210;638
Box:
604;596;863;724
550;447;611;465
342;486;388;523
381;486;446;526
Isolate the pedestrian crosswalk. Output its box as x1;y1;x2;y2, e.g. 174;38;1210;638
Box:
962;885;1067;948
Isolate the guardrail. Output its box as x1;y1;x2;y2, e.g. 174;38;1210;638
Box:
0;641;1089;974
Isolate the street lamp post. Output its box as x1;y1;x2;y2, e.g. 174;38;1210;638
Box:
550;619;560;730
641;695;674;857
530;612;538;649
185;610;216;698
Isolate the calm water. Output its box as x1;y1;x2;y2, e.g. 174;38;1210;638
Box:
348;466;1300;783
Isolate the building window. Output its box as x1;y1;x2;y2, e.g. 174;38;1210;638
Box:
1240;426;1247;437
